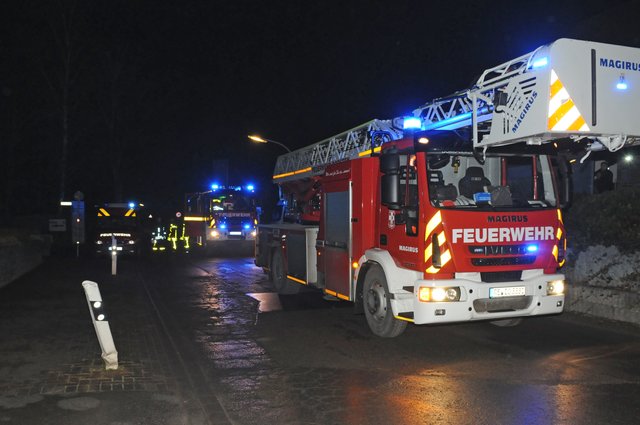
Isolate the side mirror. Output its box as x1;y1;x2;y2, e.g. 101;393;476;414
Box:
380;151;399;174
380;151;401;209
381;174;401;210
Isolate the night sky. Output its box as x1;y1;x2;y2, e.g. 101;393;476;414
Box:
2;0;639;219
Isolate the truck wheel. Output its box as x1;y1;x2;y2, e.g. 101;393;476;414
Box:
271;250;300;295
363;265;406;337
490;318;523;327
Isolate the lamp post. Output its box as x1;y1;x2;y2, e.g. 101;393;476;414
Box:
248;135;292;152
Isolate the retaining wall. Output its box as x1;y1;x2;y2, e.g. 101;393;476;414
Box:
0;232;52;289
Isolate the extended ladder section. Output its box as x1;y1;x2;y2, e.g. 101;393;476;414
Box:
273;39;640;183
412;38;640;152
273;119;403;182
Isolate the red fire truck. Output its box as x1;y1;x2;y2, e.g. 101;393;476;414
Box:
255;39;640;337
184;185;259;248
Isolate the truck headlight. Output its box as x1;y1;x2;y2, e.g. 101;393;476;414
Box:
96;240;103;245
128;240;135;245
418;286;461;302
547;280;565;295
211;230;219;238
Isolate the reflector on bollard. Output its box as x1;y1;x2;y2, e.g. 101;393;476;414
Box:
82;280;118;370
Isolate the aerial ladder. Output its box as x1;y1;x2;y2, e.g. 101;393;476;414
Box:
273;38;640;183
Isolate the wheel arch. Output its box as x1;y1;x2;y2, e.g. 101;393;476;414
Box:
356;248;421;317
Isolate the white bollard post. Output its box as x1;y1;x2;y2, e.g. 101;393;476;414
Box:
111;235;117;275
82;280;118;370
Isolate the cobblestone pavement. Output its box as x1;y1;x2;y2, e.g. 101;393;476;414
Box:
0;256;206;424
2;250;640;424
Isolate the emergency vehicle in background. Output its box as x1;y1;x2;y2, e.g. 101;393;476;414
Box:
183;184;259;248
255;39;640;337
94;202;147;256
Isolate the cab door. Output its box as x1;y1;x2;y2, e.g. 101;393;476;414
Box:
320;187;351;299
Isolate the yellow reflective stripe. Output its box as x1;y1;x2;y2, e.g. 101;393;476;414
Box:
273;171;295;179
426;249;452;274
273;167;313;180
336;293;350;301
548;70;589;132
425;211;442;240
557;209;563;223
556;228;563;240
394;315;415;323
287;275;307;285
358;146;382;157
324;289;337;297
440;250;452;267
550;78;563;99
424;232;447;262
552;245;559;261
125;209;134;216
567;115;586;131
548;98;575;128
425;243;433;262
184;216;207;222
98;208;110;217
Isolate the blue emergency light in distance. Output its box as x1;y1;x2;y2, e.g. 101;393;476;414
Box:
243;223;251;230
211;183;220;191
128;202;135;209
219;223;227;230
526;244;538;253
246;184;255;192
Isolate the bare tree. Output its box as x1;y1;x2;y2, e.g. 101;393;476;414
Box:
37;0;88;205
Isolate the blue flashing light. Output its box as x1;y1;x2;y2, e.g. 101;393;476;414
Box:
616;81;628;90
526;244;538;253
211;183;220;191
128;202;136;209
243;223;251;230
403;117;422;130
246;184;255;192
532;57;548;68
219;223;227;230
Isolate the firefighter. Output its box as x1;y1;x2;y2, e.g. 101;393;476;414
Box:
594;161;614;193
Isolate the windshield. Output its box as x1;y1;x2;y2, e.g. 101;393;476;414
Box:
97;217;138;229
210;193;252;212
426;152;558;209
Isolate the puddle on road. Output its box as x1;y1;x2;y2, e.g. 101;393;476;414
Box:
246;292;283;312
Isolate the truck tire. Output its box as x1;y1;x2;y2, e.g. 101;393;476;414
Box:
271;249;300;295
363;265;406;337
490;318;523;327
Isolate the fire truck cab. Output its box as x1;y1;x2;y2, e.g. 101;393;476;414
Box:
184;185;258;248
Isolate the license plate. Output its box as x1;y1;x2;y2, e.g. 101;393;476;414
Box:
229;231;242;236
489;286;525;298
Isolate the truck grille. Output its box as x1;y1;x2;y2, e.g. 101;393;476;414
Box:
471;256;535;266
473;296;532;313
481;271;522;283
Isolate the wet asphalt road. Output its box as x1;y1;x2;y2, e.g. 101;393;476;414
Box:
1;245;640;424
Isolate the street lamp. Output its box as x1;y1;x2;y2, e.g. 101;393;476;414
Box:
248;135;292;152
